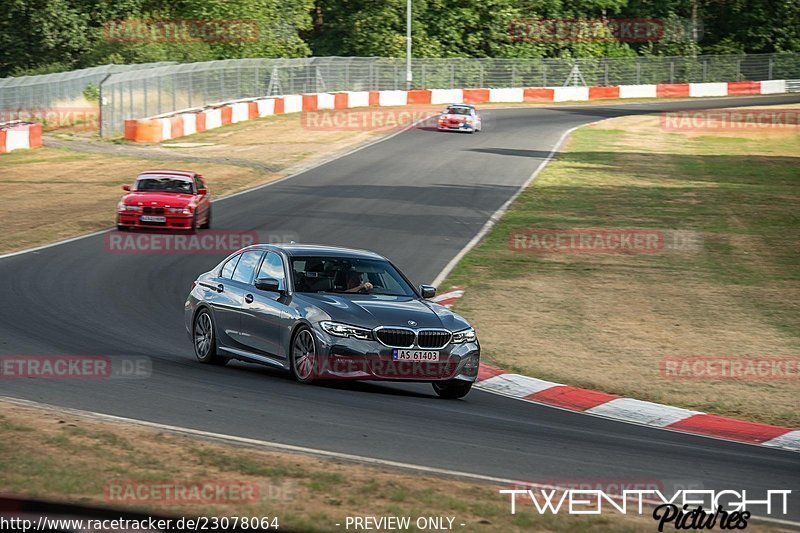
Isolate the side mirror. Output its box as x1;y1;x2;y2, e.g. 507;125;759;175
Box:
419;285;436;299
122;184;131;191
255;277;281;293
198;189;207;196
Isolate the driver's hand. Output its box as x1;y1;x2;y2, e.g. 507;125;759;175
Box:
362;282;374;290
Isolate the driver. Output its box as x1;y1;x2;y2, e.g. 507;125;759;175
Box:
344;271;373;293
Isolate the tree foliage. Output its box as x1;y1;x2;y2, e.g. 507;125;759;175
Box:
1;0;797;77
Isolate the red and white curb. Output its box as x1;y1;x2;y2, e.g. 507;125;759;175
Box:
437;288;800;452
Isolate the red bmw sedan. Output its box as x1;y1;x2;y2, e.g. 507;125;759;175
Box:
116;170;211;231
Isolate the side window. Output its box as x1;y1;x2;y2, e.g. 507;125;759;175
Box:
256;252;286;290
231;250;263;284
195;175;206;192
220;254;240;279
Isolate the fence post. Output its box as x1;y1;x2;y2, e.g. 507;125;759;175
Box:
450;63;455;88
768;56;774;79
636;61;641;84
479;62;483;88
736;58;742;81
98;74;111;137
157;75;162;115
543;63;547;86
702;59;707;82
670;60;674;83
604;62;609;86
143;78;148;117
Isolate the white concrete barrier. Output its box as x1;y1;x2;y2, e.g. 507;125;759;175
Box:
204;108;222;130
379;90;408;107
230;102;250;123
552;86;590;102
430;89;464;105
5;128;30;151
619;85;658;98
256;98;275;117
689;82;728;97
345;91;371;108
283;95;303;114
760;80;787;94
317;93;336;110
489;88;524;103
181;113;197;136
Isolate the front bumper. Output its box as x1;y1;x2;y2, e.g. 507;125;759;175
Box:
438;122;475;131
117;212;194;230
311;326;480;382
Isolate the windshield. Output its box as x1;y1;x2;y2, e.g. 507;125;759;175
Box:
445;106;472;115
291;256;415;296
134;175;194;194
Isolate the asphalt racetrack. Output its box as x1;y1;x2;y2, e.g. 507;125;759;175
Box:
1;95;798;522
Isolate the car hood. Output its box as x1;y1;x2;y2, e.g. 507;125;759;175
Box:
297;293;471;331
122;192;194;207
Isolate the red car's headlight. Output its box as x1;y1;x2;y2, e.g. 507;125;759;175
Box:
118;203;140;212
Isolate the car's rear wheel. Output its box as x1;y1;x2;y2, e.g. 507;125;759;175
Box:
193;309;228;365
290;326;317;383
432;380;473;399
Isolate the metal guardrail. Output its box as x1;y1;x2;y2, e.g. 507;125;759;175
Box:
786;80;800;92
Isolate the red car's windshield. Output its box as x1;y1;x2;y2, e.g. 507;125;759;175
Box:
135;176;194;194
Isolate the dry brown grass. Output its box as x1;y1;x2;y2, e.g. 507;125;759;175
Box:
448;109;800;426
0;400;677;533
0;113;390;255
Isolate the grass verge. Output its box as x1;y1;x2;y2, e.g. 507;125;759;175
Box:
0;401;666;532
446;105;800;427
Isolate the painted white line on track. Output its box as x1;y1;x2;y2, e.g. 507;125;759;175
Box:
431;122;590;287
0;114;434;262
2;395;797;529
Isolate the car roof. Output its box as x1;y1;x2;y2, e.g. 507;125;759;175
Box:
247;243;386;260
138;170;196;178
448;103;475;108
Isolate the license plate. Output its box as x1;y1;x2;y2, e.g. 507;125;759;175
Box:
140;215;166;223
392;349;440;361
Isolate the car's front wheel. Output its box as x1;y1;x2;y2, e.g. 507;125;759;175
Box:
200;207;212;229
432;380;473;399
290;326;318;383
193;309;228;365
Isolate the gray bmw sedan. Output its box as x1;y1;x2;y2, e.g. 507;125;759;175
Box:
184;244;480;398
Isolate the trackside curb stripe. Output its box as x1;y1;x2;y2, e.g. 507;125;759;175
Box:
441;288;798;451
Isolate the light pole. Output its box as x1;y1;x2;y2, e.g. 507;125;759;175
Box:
406;0;412;89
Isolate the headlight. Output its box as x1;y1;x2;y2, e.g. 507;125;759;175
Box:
320;321;372;340
451;327;476;344
168;207;191;214
118;204;140;212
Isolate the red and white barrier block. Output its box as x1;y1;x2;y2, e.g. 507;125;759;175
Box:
124;80;789;143
0;121;43;153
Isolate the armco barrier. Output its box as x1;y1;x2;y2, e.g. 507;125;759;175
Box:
124;80;789;143
0;121;43;153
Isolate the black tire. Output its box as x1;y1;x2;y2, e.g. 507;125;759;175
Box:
116;225;129;232
432;380;473;399
290;326;317;383
191;214;198;232
192;309;228;365
200;207;212;229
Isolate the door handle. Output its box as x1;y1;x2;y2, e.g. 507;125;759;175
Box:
216;283;224;293
244;294;254;304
